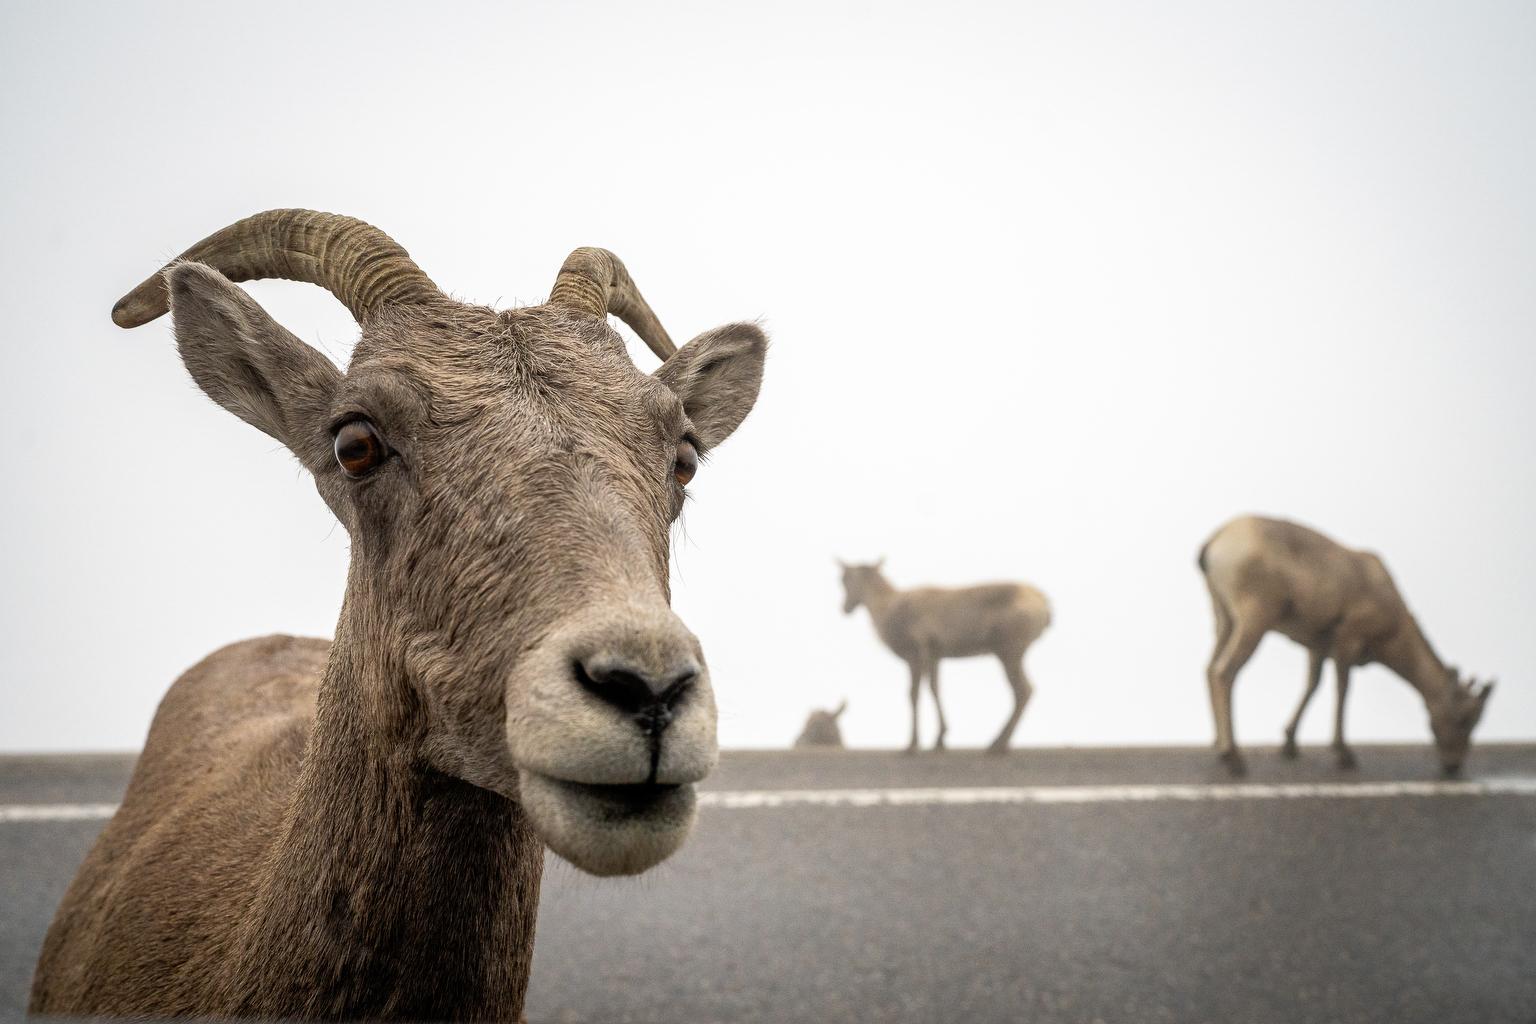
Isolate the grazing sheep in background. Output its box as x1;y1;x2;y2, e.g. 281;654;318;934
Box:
1199;514;1493;776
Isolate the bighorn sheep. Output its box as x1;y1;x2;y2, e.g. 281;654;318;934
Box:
29;210;767;1021
1199;515;1493;776
838;561;1051;753
794;700;848;748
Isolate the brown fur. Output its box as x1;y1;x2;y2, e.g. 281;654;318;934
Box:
838;562;1051;753
30;232;767;1020
1199;515;1493;776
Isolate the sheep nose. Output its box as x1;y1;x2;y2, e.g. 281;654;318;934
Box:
575;656;699;737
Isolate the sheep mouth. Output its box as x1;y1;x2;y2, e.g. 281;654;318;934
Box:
517;770;698;877
547;777;687;816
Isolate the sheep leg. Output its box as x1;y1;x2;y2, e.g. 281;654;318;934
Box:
1282;648;1326;758
1332;659;1357;769
904;658;923;754
1209;615;1265;776
988;654;1032;755
927;657;947;751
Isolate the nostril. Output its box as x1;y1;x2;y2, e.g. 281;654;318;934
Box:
658;670;697;708
573;660;655;715
574;658;699;736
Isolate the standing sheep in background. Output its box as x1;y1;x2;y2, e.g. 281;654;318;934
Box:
1199;514;1494;776
794;700;848;748
838;560;1051;753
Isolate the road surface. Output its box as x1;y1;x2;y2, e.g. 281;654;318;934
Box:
3;746;1534;1023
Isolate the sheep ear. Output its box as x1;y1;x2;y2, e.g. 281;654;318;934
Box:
655;323;766;448
165;262;341;472
834;700;847;718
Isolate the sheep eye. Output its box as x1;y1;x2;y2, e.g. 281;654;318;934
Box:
673;440;698;486
334;419;389;478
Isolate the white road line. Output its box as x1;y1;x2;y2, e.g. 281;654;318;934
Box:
0;803;120;823
697;778;1536;809
4;778;1536;822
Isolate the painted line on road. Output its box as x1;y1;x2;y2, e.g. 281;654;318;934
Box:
0;803;120;822
696;777;1536;809
5;778;1536;823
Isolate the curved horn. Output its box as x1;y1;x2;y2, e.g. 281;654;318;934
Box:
112;209;442;329
548;247;676;360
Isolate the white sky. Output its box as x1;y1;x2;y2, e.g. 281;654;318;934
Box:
1;0;1532;753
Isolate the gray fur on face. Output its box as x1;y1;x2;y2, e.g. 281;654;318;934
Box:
171;271;763;810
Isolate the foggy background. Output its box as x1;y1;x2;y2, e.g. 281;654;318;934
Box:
1;0;1532;753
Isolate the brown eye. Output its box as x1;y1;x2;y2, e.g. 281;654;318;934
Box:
673;440;698;486
334;419;389;478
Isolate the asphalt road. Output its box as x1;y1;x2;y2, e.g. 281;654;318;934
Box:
3;746;1535;1023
